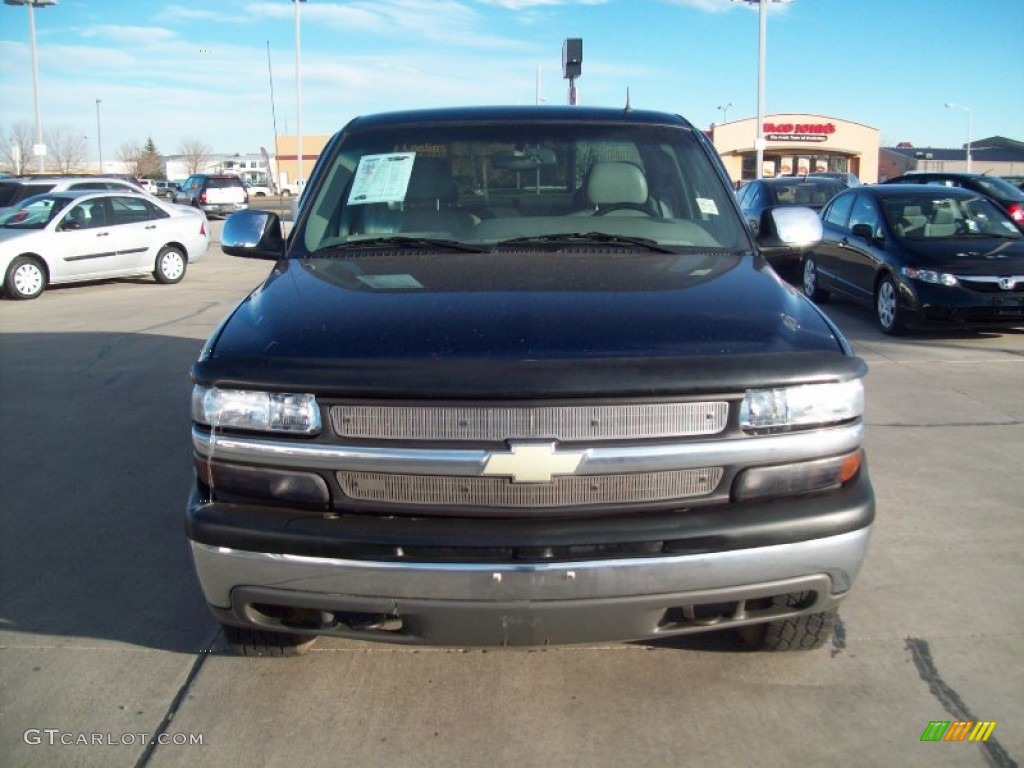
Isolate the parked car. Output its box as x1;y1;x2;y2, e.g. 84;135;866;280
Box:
152;180;180;198
243;181;273;198
0;176;148;214
883;172;1024;230
173;174;248;216
190;105;873;657
802;184;1024;333
0;190;209;300
736;176;845;272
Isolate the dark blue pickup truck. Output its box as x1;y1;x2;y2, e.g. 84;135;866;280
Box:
187;106;873;655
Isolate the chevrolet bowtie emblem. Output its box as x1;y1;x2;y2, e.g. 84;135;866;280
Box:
481;442;585;483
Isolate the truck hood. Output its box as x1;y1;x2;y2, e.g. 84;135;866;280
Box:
199;249;858;397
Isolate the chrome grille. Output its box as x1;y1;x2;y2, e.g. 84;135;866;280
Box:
331;402;729;441
955;275;1024;294
337;468;724;509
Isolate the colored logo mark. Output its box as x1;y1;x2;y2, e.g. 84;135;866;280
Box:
920;721;997;742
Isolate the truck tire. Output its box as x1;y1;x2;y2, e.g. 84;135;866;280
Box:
221;624;316;657
737;593;837;651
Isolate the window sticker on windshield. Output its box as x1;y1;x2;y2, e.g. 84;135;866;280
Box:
696;198;719;216
357;274;424;290
347;152;416;206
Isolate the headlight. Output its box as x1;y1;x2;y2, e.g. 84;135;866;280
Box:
740;380;863;433
901;267;958;286
191;385;321;434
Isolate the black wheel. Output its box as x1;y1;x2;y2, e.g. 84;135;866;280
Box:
281;189;292;197
255;191;266;197
738;594;838;651
221;624;316;657
875;274;907;335
154;246;187;284
801;255;829;302
5;256;47;300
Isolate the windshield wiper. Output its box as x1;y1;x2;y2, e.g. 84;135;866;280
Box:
310;236;490;254
494;232;679;254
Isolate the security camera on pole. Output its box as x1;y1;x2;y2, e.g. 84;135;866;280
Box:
562;38;582;106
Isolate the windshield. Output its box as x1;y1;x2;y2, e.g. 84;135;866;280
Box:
767;179;844;207
973;176;1024;201
298;120;746;255
0;195;72;229
882;194;1023;239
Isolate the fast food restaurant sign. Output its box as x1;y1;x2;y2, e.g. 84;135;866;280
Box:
763;122;836;143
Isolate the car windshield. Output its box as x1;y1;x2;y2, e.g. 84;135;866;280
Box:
767;179;844;207
0;195;72;229
973;176;1024;201
298;119;746;255
882;194;1023;239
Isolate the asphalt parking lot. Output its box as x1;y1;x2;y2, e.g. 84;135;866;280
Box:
1;223;1021;768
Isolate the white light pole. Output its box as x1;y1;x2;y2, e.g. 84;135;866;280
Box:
95;97;102;173
294;0;306;189
717;102;733;124
736;0;790;179
5;0;57;174
944;102;973;173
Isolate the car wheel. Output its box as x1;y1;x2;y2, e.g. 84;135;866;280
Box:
255;191;266;197
154;246;187;284
4;256;47;300
802;255;829;302
281;189;291;197
875;275;906;335
221;624;316;657
737;593;837;651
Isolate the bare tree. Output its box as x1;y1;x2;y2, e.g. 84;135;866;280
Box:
45;125;89;174
1;121;34;175
119;140;143;178
179;137;212;175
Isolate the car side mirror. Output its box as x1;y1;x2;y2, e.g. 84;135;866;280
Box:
756;206;822;250
222;209;286;259
851;223;880;245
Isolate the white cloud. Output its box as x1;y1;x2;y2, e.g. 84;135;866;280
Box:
79;25;178;44
476;0;606;7
661;0;791;13
243;0;525;48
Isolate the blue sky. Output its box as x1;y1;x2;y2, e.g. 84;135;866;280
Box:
1;0;1022;160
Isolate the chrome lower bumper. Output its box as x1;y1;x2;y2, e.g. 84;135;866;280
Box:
191;527;871;646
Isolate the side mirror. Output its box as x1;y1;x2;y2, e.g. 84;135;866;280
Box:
756;206;823;250
222;209;286;259
851;223;880;245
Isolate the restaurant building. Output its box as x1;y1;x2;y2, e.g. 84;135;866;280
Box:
710;114;880;185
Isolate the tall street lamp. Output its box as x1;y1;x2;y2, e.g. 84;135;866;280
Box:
717;102;733;124
945;102;973;173
736;0;791;179
95;97;102;173
294;0;307;190
5;0;58;174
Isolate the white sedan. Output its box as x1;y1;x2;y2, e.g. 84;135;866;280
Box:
0;190;210;300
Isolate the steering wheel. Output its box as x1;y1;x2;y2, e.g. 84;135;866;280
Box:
594;203;655;216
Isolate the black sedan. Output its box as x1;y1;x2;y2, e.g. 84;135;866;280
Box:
736;177;845;273
801;184;1024;334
